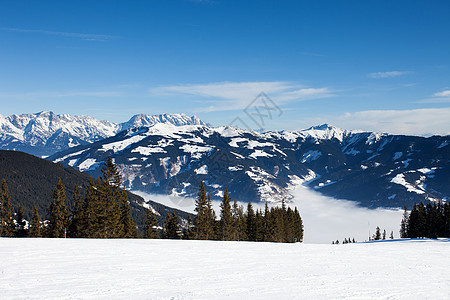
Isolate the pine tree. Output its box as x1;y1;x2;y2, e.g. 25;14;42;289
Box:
144;208;159;239
48;179;70;238
390;231;394;239
193;181;215;240
400;205;409;238
29;205;42;237
219;188;233;241
373;226;381;240
293;207;304;242
69;185;84;238
97;157;123;238
232;199;246;241
382;229;386;240
162;211;180;239
15;205;27;237
246;201;256;241
0;179;15;237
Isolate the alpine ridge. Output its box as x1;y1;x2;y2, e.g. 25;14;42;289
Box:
49;122;449;209
0;111;208;157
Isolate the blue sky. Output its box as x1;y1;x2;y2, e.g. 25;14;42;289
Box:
0;0;449;135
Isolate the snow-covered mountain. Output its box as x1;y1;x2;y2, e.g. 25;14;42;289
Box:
0;111;208;157
49;123;450;208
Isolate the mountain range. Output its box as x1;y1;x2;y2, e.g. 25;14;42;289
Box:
0;111;207;157
47;121;450;209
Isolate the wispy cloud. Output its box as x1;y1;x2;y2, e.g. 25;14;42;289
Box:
433;90;450;97
331;107;450;136
417;89;450;103
367;71;413;79
0;27;118;42
150;81;334;112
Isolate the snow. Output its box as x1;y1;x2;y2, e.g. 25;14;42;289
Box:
131;146;166;155
77;158;98;171
52;149;87;163
100;135;148;153
228;137;248;147
1;238;448;299
249;149;273;159
194;165;208;175
391;173;425;194
301;150;322;163
179;145;213;159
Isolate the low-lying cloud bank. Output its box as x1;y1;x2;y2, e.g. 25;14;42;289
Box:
134;186;403;244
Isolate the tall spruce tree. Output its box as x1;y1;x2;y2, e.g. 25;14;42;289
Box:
144;208;159;239
193;181;215;240
15;205;27;237
0;179;15;237
48;179;70;238
400;205;409;238
69;185;84;238
219;188;233;241
29;205;42;237
161;211;180;239
232;199;246;241
246;201;256;241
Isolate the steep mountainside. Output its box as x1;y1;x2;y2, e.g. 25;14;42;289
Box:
49;124;450;208
0;111;208;157
0;150;193;227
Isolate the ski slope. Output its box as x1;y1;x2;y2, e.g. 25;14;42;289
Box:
1;238;449;299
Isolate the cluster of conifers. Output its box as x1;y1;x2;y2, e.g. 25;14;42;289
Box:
147;181;304;243
0;158;303;243
0;157;137;238
400;202;450;238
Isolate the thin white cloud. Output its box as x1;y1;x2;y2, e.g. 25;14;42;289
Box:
151;81;334;112
331;107;450;136
367;71;413;79
417;89;450;103
434;90;450;97
0;27;117;42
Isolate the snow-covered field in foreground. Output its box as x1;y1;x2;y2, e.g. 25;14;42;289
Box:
1;238;449;299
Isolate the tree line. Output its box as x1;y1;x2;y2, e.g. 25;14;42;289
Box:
400;202;450;239
147;181;304;243
0;157;137;238
1;158;304;243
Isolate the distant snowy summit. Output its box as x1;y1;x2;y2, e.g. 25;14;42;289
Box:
0;111;208;157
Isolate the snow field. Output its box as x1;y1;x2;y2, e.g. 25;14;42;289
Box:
1;238;449;299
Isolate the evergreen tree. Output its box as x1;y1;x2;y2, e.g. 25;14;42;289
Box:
390;231;394;239
293;207;304;242
373;226;381;240
15;205;27;237
193;181;215;240
399;205;409;238
232;199;246;241
144;208;159;239
0;179;15;237
246;201;256;241
382;229;386;240
48;179;70;238
161;211;180;239
29;205;41;237
69;185;84;238
219;188;233;241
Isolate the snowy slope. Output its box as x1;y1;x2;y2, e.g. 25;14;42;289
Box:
0;112;207;157
1;238;449;299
